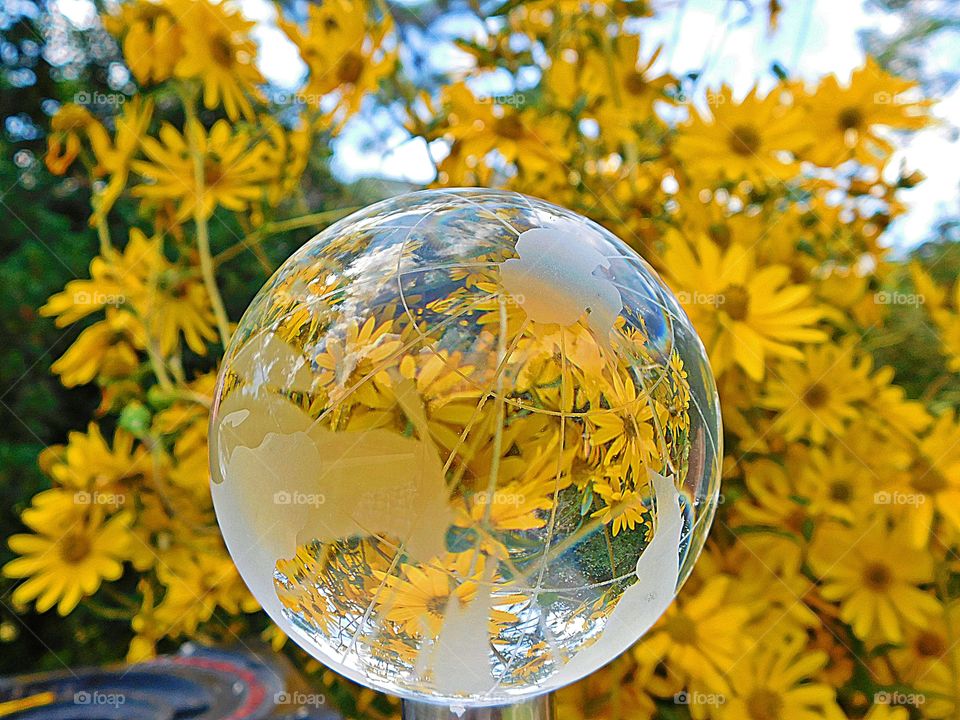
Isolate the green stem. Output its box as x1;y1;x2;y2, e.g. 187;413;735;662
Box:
214;208;359;267
181;88;231;347
95;214;112;256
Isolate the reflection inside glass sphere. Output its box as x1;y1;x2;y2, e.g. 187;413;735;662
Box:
209;188;722;705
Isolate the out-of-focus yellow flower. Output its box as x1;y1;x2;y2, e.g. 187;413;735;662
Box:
582;35;673;146
153;548;258;634
795;444;874;523
635;576;749;691
880;602;958;719
712;636;843;720
673;84;813;186
50;309;144;386
761;343;872;445
895;411;960;545
45;103;100;175
808;518;939;643
279;0;395;119
798;57;931;168
43;228;217;357
437;82;571;183
914;264;960;372
42;422;149;504
4;489;132;615
104;0;182;85
172;0;264;120
89;97;153;220
133;119;271;220
731;457;806;573
261;119;312;208
664;233;825;380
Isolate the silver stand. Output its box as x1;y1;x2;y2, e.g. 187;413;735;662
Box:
402;694;554;720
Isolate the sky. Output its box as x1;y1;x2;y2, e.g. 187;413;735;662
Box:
54;0;960;249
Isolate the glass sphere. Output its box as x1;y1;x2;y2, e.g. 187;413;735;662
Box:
210;188;721;706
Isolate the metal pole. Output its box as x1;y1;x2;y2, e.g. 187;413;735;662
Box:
402;694;554;720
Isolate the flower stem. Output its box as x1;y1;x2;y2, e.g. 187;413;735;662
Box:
214;208;359;267
181;88;232;347
95;214;112;256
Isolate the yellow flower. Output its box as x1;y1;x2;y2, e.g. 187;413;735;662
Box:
761;343;872;444
798;57;931;168
145;271;219;355
314;316;403;400
41;227;157;327
374;561;474;638
50;309;144;387
104;0;183;85
260;119;312;208
673;84;813;186
732;458;806;573
795;444;875;523
591;475;647;537
279;0;395;119
438;82;571;182
42;422;149;506
45;103;100;175
808;518;939;643
583;34;673;145
133;119;270;220
44;229;217;356
172;0;264;120
586;373;658;482
896;410;960;545
89;97;154;220
914;264;960;373
4;490;132;615
154;548;258;635
881;602;957;719
664;233;825;380
713;636;843;720
634;576;749;691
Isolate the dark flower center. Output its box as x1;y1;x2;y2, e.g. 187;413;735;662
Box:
494;115;526;140
664;613;697;644
721;284;750;321
60;532;92;564
837;107;864;131
863;562;892;591
729;124;761;156
747;689;784;720
337;52;364;85
802;383;829;409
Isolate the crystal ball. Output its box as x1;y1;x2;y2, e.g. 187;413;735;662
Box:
210;188;721;706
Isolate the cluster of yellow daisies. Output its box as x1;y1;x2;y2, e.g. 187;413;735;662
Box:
7;0;960;718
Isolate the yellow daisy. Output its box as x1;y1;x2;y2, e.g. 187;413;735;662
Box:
664;233;825;380
279;0;395;118
133;119;271;220
634;576;749;691
172;0;264;120
89;97;154;220
798;57;931;168
104;0;183;85
808;518;939;643
715;636;843;720
761;343;872;444
4;490;132;615
375;562;473;638
673;84;813;186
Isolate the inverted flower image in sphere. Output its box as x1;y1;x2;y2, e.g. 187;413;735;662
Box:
209;188;722;705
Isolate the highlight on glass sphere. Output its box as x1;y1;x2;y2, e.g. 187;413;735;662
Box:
209;188;722;706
